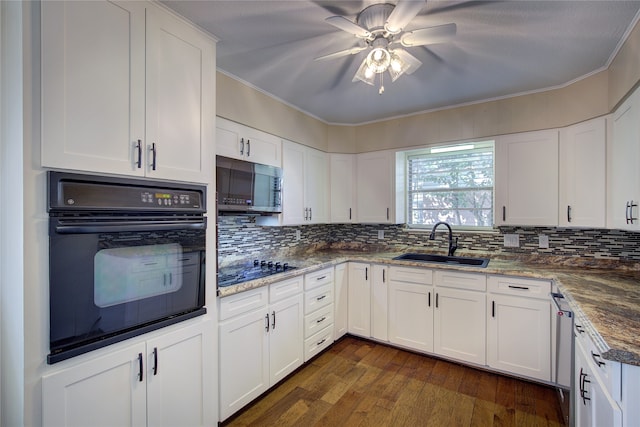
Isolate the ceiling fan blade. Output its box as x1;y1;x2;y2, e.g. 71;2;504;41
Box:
314;46;367;61
385;0;426;34
325;16;371;38
401;23;457;47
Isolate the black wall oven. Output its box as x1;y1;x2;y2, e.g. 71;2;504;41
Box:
47;172;207;364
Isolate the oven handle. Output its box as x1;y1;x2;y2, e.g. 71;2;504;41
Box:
54;220;206;234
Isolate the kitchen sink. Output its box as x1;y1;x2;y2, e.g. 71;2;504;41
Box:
393;253;490;268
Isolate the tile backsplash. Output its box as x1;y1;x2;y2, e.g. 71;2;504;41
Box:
217;215;640;264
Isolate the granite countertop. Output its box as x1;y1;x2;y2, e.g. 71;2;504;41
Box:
217;248;640;366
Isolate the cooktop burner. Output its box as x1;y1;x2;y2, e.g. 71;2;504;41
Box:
217;259;297;287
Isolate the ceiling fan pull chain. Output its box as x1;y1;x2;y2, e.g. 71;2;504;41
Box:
379;72;385;95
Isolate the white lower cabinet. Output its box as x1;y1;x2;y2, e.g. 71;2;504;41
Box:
334;263;349;339
42;318;214;427
388;267;434;352
304;267;335;361
347;262;371;337
218;278;303;421
487;276;551;381
371;265;389;342
433;271;487;365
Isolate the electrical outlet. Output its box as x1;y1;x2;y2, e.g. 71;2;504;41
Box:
378;230;384;239
295;230;301;241
503;234;520;247
539;234;549;249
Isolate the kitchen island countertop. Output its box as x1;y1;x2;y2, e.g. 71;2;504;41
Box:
217;248;640;366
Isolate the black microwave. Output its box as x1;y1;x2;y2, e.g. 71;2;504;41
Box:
216;156;282;214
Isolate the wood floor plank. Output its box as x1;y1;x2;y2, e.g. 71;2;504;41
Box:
223;336;566;427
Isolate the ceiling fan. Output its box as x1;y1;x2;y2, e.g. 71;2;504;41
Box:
315;0;457;94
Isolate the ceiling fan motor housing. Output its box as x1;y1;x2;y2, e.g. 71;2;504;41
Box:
357;3;395;38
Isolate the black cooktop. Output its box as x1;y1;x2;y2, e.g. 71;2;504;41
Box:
217;259;297;287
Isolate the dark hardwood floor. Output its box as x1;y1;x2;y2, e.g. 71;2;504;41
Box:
224;336;567;427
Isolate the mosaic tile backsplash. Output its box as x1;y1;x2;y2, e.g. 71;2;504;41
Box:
217;215;640;265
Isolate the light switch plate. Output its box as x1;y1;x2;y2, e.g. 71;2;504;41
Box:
539;234;549;249
503;234;520;247
295;230;301;241
378;230;384;239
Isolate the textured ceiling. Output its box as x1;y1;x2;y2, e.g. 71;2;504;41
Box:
162;0;640;125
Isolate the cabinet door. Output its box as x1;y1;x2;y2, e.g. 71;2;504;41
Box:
41;0;146;176
434;287;486;365
371;265;388;341
487;294;551;381
559;117;606;227
244;128;282;167
218;309;269;421
330;154;356;223
146;319;215;427
282;141;306;225
42;342;147;427
356;151;394;223
347;263;371;337
305;147;329;224
334;263;349;339
495;130;559;226
145;5;214;183
269;294;304;384
389;280;433;352
216;118;245;160
609;88;640;230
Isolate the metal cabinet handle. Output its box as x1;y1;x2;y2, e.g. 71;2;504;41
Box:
152;347;158;376
349;208;352;220
386;207;389;220
502;206;506;221
435;293;439;308
428;292;431;307
265;313;270;332
567;205;572;223
575;324;585;334
150;143;157;171
591;351;606;367
630;200;638;224
240;138;245;155
135;140;142;169
310;207;312;221
365;267;368;281
382;269;385;283
579;368;591;405
317;338;327;346
316;316;326;324
492;300;495;317
316;276;327;281
508;285;529;290
316;295;326;301
137;353;144;382
247;140;251;156
272;310;276;330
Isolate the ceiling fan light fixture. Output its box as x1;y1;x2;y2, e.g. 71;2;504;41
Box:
366;47;391;73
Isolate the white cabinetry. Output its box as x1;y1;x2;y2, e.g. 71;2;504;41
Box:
41;1;215;183
304;268;335;361
216;117;282;167
356;151;395;223
371;265;389;342
388;267;434;352
433;271;486;365
487;276;551;381
334;263;349;339
347;262;371;337
495;130;559;226
218;278;303;421
282;141;329;225
42;319;214;427
608;87;640;230
330;154;357;223
559;117;607;227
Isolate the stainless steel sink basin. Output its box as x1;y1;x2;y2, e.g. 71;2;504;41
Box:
393;253;490;268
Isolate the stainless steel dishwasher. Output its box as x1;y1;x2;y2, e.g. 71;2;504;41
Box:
552;291;574;427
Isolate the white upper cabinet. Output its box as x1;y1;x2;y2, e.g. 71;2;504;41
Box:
495;129;559;226
559;117;607;228
281;140;328;225
42;1;215;183
329;154;356;223
608;87;640;230
216;117;282;167
356;151;395;223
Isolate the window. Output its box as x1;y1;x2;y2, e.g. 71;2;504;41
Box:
406;141;494;228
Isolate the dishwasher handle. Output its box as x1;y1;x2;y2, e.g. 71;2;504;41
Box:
551;292;573;318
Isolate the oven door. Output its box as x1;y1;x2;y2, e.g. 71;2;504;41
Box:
48;215;206;363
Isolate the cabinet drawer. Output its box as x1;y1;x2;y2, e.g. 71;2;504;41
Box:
218;287;268;321
269;276;303;303
389;266;433;284
304;267;334;290
304;283;333;313
304;325;333;362
488;275;550;299
304;304;333;338
574;321;622;401
435;270;486;291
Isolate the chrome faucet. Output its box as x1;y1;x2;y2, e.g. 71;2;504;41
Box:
429;221;458;256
